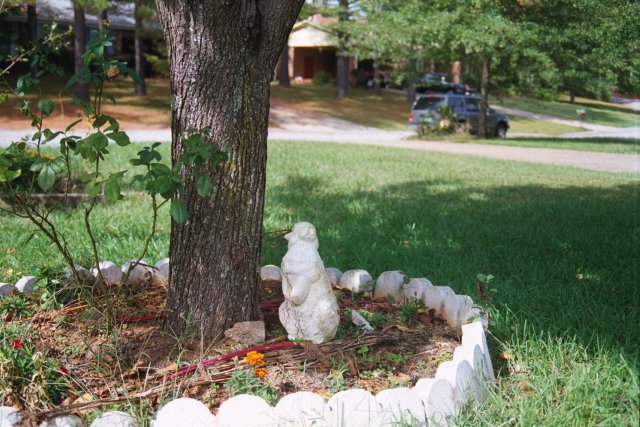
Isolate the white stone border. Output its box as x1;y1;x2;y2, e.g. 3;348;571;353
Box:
1;266;494;427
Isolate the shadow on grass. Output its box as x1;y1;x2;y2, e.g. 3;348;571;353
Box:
263;174;639;360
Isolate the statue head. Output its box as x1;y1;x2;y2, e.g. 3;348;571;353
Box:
285;222;319;249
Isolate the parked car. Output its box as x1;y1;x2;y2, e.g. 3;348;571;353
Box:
409;93;509;138
415;73;475;95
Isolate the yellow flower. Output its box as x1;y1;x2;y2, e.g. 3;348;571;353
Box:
243;351;265;366
254;368;268;378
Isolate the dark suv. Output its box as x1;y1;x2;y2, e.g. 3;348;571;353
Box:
409;93;509;138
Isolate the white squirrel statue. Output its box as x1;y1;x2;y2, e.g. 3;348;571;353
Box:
279;222;340;344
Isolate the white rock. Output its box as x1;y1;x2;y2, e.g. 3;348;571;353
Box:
260;265;281;282
121;259;154;285
412;378;457;426
39;415;83;427
0;283;16;298
422;286;455;317
442;294;474;329
327;389;379;427
375;387;426;425
279;222;340;344
153;398;215;427
338;270;373;293
0;406;20;427
91;261;123;286
15;276;38;294
373;271;405;302
324;267;342;287
89;411;137;427
216;394;276;427
403;278;432;301
154;258;170;281
275;391;330;426
462;321;495;381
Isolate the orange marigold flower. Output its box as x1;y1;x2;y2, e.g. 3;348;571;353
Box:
243;351;265;366
254;367;267;378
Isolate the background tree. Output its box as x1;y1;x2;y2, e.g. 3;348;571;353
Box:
154;0;304;339
133;0;146;95
72;2;89;102
335;0;349;99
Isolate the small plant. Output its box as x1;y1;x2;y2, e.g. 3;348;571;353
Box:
417;104;461;137
0;325;69;407
223;351;280;405
36;266;85;309
0;295;32;320
313;70;334;85
399;299;426;324
324;362;349;393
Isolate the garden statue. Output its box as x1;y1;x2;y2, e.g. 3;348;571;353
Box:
279;222;340;344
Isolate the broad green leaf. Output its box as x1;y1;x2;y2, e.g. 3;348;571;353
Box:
37;165;56;191
37;99;55;117
196;175;212;197
65;119;83;132
106;131;130;147
104;180;122;203
170;199;188;224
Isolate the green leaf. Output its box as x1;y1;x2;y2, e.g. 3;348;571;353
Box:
170;199;188;224
37;165;56;191
37;99;55;117
106;131;130;147
104;180;122;203
65;119;83;132
196;175;212;197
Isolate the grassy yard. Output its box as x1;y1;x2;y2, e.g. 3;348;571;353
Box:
507;115;584;136
469;137;640;154
1;141;638;424
493;96;640;128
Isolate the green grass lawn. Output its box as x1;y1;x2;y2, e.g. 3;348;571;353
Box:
507;115;584;136
494;96;640;128
1;141;639;425
477;137;640;154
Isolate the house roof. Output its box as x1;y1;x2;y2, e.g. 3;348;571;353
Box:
289;14;337;48
2;0;135;31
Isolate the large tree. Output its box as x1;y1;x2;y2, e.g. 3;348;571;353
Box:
155;0;304;339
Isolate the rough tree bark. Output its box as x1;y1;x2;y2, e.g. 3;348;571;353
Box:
73;5;89;102
155;0;304;339
278;44;291;88
335;0;349;99
479;56;490;138
134;0;147;96
27;3;37;77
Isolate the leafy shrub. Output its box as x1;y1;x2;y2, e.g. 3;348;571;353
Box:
0;325;69;407
313;70;334;85
416;104;461;137
0;295;32;320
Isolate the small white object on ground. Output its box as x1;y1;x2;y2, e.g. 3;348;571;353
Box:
351;309;374;331
0;406;20;427
327;389;379;427
276;391;330;426
154;258;170;281
91;261;123;286
121;259;154;285
462;321;495;381
39;415;83;427
413;378;457;426
338;269;373;293
152;398;216;427
216;394;276;427
224;320;265;345
15;276;38;294
442;294;474;328
68;265;93;285
89;411;137;427
279;222;340;344
423;286;455;317
324;267;342;286
260;264;281;282
373;271;405;302
403;278;433;301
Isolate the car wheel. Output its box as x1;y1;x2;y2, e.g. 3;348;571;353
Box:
495;124;507;139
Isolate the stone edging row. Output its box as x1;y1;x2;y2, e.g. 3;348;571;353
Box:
0;263;494;427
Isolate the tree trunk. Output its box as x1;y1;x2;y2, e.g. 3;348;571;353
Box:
155;0;304;340
372;58;381;97
27;4;37;77
335;0;349;99
451;60;462;84
278;44;291;87
134;0;147;96
406;56;416;104
73;6;89;103
479;56;490;138
569;91;575;103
